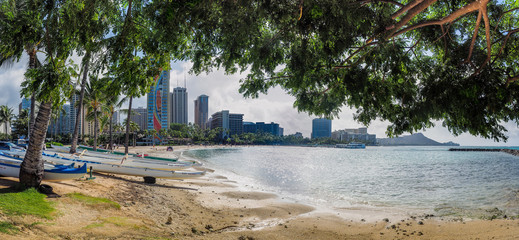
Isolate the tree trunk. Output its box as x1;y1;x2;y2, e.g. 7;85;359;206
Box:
125;96;132;154
93;108;98;151
109;112;113;150
70;52;90;153
19;100;52;189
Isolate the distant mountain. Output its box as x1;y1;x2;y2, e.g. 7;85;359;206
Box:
377;133;460;146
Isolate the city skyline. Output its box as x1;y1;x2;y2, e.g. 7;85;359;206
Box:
2;58;519;145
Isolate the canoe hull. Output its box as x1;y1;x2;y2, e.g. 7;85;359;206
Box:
0;156;86;181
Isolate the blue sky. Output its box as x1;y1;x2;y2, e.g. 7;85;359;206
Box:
1;56;519;146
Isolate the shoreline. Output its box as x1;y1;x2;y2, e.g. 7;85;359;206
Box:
1;145;519;239
147;145;514;220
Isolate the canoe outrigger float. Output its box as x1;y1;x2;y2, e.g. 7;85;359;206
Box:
0;153;87;181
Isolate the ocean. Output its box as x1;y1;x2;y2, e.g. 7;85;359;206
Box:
185;146;519;219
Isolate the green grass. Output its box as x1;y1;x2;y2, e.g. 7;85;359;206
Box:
0;221;18;234
83;217;147;230
0;188;55;219
66;192;120;209
83;222;105;229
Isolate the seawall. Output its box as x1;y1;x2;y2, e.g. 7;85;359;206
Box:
449;148;519;157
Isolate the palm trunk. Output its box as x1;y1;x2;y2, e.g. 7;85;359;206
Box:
27;49;38;136
109;113;113;150
19;100;52;189
125;96;132;154
70;52;90;153
93;108;98;151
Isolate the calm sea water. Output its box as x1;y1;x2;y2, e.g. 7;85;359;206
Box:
185;146;519;218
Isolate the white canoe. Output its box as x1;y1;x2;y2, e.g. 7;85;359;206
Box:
45;150;194;171
48;146;202;170
0;154;87;181
1;150;205;179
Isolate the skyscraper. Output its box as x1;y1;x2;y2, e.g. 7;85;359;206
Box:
194;94;208;129
112;111;119;125
171;87;188;125
69;94;82;135
210;110;243;139
19;98;31;114
311;118;332;139
130;107;147;131
147;70;170;142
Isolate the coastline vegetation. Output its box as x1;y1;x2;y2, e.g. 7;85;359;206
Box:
36;122;368;148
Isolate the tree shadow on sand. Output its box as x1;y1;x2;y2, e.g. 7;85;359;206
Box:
0;177;24;193
92;172;199;191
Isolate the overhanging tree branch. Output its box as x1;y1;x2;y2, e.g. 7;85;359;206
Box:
466;11;482;63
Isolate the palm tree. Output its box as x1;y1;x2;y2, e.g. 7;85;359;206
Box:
49;107;66;141
0;105;14;135
84;76;107;151
159;128;169;145
123;119;140;148
102;95;126;150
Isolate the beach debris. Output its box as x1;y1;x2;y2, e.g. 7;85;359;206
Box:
165;216;172;225
238;236;255;240
382;218;389;222
205;224;213;231
418;221;424;225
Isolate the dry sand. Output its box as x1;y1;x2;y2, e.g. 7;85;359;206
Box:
0;145;518;239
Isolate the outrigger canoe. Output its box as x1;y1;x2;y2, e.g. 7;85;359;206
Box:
0;154;87;181
47;146;201;170
0;150;205;179
77;145;179;162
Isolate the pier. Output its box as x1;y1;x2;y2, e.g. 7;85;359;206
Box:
449;148;519;157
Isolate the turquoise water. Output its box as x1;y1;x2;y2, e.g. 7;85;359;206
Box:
185;146;519;218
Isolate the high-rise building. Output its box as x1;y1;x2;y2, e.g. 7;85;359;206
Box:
171;87;188;125
147;70;170;142
243;122;283;136
311;118;332;139
48;104;71;135
210;110;243;139
194;94;208;129
19;98;31;114
130;107;147;131
112;111;119;125
69;94;82;135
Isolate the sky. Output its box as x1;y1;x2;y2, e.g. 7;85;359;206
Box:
1;55;519;146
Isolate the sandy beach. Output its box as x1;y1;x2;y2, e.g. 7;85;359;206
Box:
1;145;519;239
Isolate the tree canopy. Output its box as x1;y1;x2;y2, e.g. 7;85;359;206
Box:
149;0;519;141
